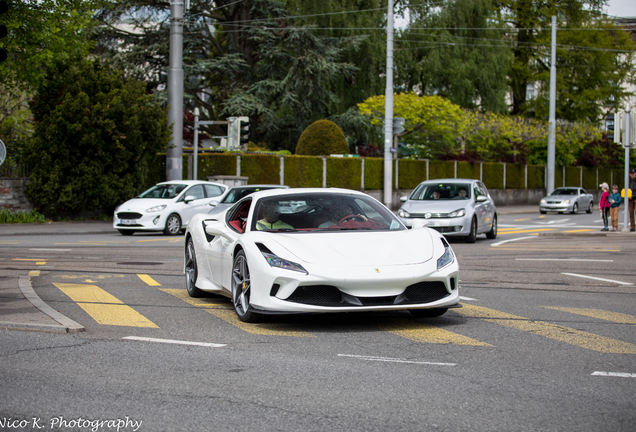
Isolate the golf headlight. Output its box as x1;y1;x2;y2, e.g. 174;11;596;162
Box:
448;208;466;218
398;209;410;218
261;252;308;274
437;241;454;270
146;205;167;213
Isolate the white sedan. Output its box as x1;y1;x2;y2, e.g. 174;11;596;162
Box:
114;180;228;235
184;188;460;322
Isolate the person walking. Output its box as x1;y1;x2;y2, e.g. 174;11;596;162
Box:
628;169;636;232
599;182;610;232
609;184;622;231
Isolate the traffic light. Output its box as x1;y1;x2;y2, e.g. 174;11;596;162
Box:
239;117;250;146
393;117;405;134
0;1;7;63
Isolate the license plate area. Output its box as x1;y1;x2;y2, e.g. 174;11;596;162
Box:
120;219;138;225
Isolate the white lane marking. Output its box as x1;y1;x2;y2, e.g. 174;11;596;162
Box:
123;336;226;348
491;236;537;247
338;354;456;366
517;258;614;262
29;248;72;251
459;296;477;301
592;371;636;378
561;273;634;286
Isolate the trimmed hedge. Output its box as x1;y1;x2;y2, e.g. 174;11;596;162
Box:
506;163;525;189
193;153;237;180
284;155;323;187
527;165;544;189
398;159;427;189
364;157;383;190
565;166;581;187
482;162;504;189
429;160;455;180
457;161;480;180
242;154;280;184
327;157;362;189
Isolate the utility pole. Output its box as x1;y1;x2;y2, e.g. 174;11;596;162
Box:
166;0;184;181
383;0;394;208
623;103;632;232
546;15;557;195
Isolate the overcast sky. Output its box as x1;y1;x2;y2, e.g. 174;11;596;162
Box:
606;0;636;17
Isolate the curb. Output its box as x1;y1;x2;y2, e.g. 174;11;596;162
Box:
17;276;84;333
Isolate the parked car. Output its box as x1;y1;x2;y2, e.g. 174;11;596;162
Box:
113;180;228;236
185;188;460;322
397;178;497;243
207;185;289;216
539;187;594;214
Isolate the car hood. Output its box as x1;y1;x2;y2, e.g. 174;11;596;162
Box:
116;198;174;212
544;195;575;200
261;229;436;266
401;199;472;214
207;203;232;216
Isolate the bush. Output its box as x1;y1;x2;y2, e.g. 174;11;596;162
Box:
23;60;170;218
295;120;349;156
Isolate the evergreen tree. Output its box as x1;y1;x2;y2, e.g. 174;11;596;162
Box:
22;60;170;217
397;0;512;113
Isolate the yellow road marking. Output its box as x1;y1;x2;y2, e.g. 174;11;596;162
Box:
161;288;315;337
545;307;636;325
13;258;42;261
457;304;636;354
512;218;531;222
378;319;491;346
53;283;158;328
138;274;161;286
539;215;546;218
496;228;557;235
136;237;184;243
29;271;40;277
36;262;47;265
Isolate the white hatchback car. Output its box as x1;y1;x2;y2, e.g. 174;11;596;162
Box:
113;180;228;235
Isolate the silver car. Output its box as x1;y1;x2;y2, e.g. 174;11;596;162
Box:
397;179;497;243
539;187;594;214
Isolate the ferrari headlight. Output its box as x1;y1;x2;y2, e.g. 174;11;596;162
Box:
398;209;410;218
448;208;466;218
437;239;454;270
261;252;308;274
146;205;167;213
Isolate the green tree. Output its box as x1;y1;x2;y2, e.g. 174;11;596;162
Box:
397;0;512;113
295;119;349;155
94;0;362;151
0;0;98;92
22;60;171;217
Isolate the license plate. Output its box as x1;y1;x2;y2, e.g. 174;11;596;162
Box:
120;219;137;225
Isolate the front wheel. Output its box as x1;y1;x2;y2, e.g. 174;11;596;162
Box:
571;203;579;214
185;239;205;297
410;308;448;318
587;202;593;213
164;213;182;235
464;217;477;243
486;214;497;239
231;250;264;323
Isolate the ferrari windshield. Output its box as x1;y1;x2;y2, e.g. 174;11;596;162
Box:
137;184;187;199
410;183;472;200
251;193;405;232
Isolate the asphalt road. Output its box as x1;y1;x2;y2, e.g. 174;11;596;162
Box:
2;212;635;432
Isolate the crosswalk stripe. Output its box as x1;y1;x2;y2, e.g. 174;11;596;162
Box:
544;307;636;325
378;319;491;346
456;304;636;354
160;288;316;338
53;283;158;328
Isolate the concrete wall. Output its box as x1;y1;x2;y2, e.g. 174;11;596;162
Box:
0;178;33;213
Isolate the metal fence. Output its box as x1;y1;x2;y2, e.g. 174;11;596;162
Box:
0;164;31;178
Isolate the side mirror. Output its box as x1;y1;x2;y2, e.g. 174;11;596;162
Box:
476;195;488;202
184;195;196;204
411;219;429;229
208;199;220;207
400;196;408;202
